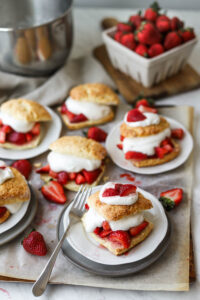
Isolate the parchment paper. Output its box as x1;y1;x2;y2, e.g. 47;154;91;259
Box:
0;105;193;291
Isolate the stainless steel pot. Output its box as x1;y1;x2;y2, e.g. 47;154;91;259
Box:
0;0;73;76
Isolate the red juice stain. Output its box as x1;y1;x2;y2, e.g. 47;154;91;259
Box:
120;173;135;182
0;288;11;299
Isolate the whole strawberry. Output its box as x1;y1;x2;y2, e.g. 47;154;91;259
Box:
117;22;132;32
135;44;148;57
136;22;161;45
121;33;136;50
164;31;182;50
179;28;195;42
144;2;160;22
148;43;164;57
129;13;143;28
12;159;32;179
156;15;171;33
114;31;123;42
22;230;47;256
170;17;184;31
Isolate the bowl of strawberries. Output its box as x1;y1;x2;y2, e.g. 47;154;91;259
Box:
102;2;197;87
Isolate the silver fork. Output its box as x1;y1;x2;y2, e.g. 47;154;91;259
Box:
32;185;92;297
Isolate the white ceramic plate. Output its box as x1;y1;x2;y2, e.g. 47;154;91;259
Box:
0;199;30;234
0;106;62;160
63;186;168;266
105;116;193;175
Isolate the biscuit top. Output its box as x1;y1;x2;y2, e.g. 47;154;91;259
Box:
87;191;153;221
0;167;30;205
1;99;52;122
70;83;119;105
120;116;170;138
49;136;107;160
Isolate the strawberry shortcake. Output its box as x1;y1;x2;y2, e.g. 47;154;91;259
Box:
58;83;119;130
118;108;180;167
0;160;30;224
37;136;107;191
82;182;153;255
0;99;52;149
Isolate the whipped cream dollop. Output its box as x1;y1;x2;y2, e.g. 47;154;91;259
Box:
99;182;138;205
4;202;23;214
123;128;171;156
0;160;14;185
47;151;101;173
125;112;160;127
0;111;35;133
83;207;144;232
65;97;111;121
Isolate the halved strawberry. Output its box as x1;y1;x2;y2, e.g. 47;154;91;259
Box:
117;143;123;150
85;203;89;210
129;221;148;236
171;128;184;140
0;131;6;143
57;171;68;185
0;207;7;218
7;132;26;145
82;168;101;184
70;114;88;123
120;135;125;142
1;125;12;133
125;151;147;160
68;172;77;181
138;105;157;113
93;227;101;235
31;123;40;135
102;221;111;231
36;165;50;174
162;144;173;153
155;147;168;159
12;159;32;179
41;181;67;204
109;231;131;249
75;173;86;184
159;188;183;211
99;230;112;238
87;127;107;142
102;188;118;197
135;99;150;108
49;169;58;179
127;109;146;122
26;133;33;142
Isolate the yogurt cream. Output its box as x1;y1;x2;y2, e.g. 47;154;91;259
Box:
0;111;35;133
99;182;138;205
0;160;14;185
125;112;160;127
47;151;101;173
83;207;144;232
123;128;171;156
65;97;111;121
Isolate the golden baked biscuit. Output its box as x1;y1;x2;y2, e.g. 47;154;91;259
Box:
70;83;120;105
89;220;153;256
0;167;30;206
49;136;106;161
0;209;10;224
1;99;51;122
120;117;170;138
87;191;153;221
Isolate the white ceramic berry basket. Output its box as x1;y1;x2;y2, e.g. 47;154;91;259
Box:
102;26;197;88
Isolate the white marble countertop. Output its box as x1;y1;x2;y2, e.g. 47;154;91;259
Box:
1;7;200;300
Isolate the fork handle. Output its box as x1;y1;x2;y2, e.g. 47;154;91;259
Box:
32;220;69;297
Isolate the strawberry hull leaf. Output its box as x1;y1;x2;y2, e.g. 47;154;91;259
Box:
159;196;175;211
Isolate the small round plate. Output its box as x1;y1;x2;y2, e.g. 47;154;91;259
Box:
0;185;38;246
106;116;193;175
57;189;171;276
0;107;62;160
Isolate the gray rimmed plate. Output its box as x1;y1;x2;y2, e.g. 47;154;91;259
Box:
57;201;171;277
0;184;38;246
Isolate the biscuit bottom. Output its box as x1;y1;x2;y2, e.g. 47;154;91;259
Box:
89;220;154;256
58;107;114;130
0;210;10;224
40;165;105;192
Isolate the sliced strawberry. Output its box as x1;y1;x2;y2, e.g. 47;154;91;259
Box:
41;181;67;204
155;146;168;159
31;123;40;135
1;125;12;133
75;173;86;184
36;165;50;174
159;188;183;211
64;107;76;121
87;127;107;142
102;221;111;231
120;135;125;141
125;151;147;160
0;131;6;143
12;159;32;179
160;138;173;147
57;171;68;185
138;105;157;113
135;99;150;108
171;128;184;140
93;227;101;235
127;109;146;122
129;221;149;236
102;188;118;197
49;169;58;179
120;185;137;196
117;143;123;150
61;103;68;114
7;132;26;145
0;207;7;218
0;119;3;126
99;230;112;238
109;231;131;249
163;144;173;153
82;168;101;184
68;172;77;181
70;113;88;123
85;203;89;210
26;133;33;142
